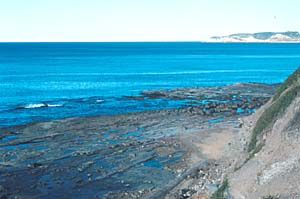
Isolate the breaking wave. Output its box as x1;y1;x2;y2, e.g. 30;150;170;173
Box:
24;103;63;109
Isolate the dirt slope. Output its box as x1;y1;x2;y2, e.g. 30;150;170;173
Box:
229;67;300;199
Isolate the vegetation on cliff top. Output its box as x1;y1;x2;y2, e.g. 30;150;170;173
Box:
273;67;300;101
248;67;300;152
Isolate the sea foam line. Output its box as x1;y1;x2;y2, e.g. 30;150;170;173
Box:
24;103;63;109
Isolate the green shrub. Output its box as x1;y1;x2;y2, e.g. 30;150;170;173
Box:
273;67;300;101
248;85;300;152
210;178;229;199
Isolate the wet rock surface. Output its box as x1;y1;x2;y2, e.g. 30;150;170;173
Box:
0;83;277;198
141;82;277;100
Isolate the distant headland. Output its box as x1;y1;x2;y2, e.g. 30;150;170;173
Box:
209;31;300;42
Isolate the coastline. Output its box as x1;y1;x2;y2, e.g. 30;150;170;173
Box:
0;83;278;198
0;82;279;129
204;41;300;44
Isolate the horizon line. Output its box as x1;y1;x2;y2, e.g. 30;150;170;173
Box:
1;41;300;43
0;40;205;43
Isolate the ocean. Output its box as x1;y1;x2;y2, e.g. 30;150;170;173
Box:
1;42;300;127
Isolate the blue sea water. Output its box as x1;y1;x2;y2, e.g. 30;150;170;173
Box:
1;42;300;127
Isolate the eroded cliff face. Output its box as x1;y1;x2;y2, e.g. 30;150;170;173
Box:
229;67;300;199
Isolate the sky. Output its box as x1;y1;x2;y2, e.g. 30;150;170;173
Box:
0;0;299;42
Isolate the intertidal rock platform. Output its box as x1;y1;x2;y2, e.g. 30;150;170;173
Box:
0;83;278;199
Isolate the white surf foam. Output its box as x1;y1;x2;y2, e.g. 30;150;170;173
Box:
46;104;63;107
24;103;46;109
24;103;63;109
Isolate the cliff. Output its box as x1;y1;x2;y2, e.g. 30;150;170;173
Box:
228;67;300;198
210;31;300;42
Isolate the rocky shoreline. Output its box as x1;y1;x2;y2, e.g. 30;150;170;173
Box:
0;83;278;199
141;83;277;117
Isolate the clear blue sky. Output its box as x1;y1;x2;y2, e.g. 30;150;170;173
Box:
0;0;299;42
